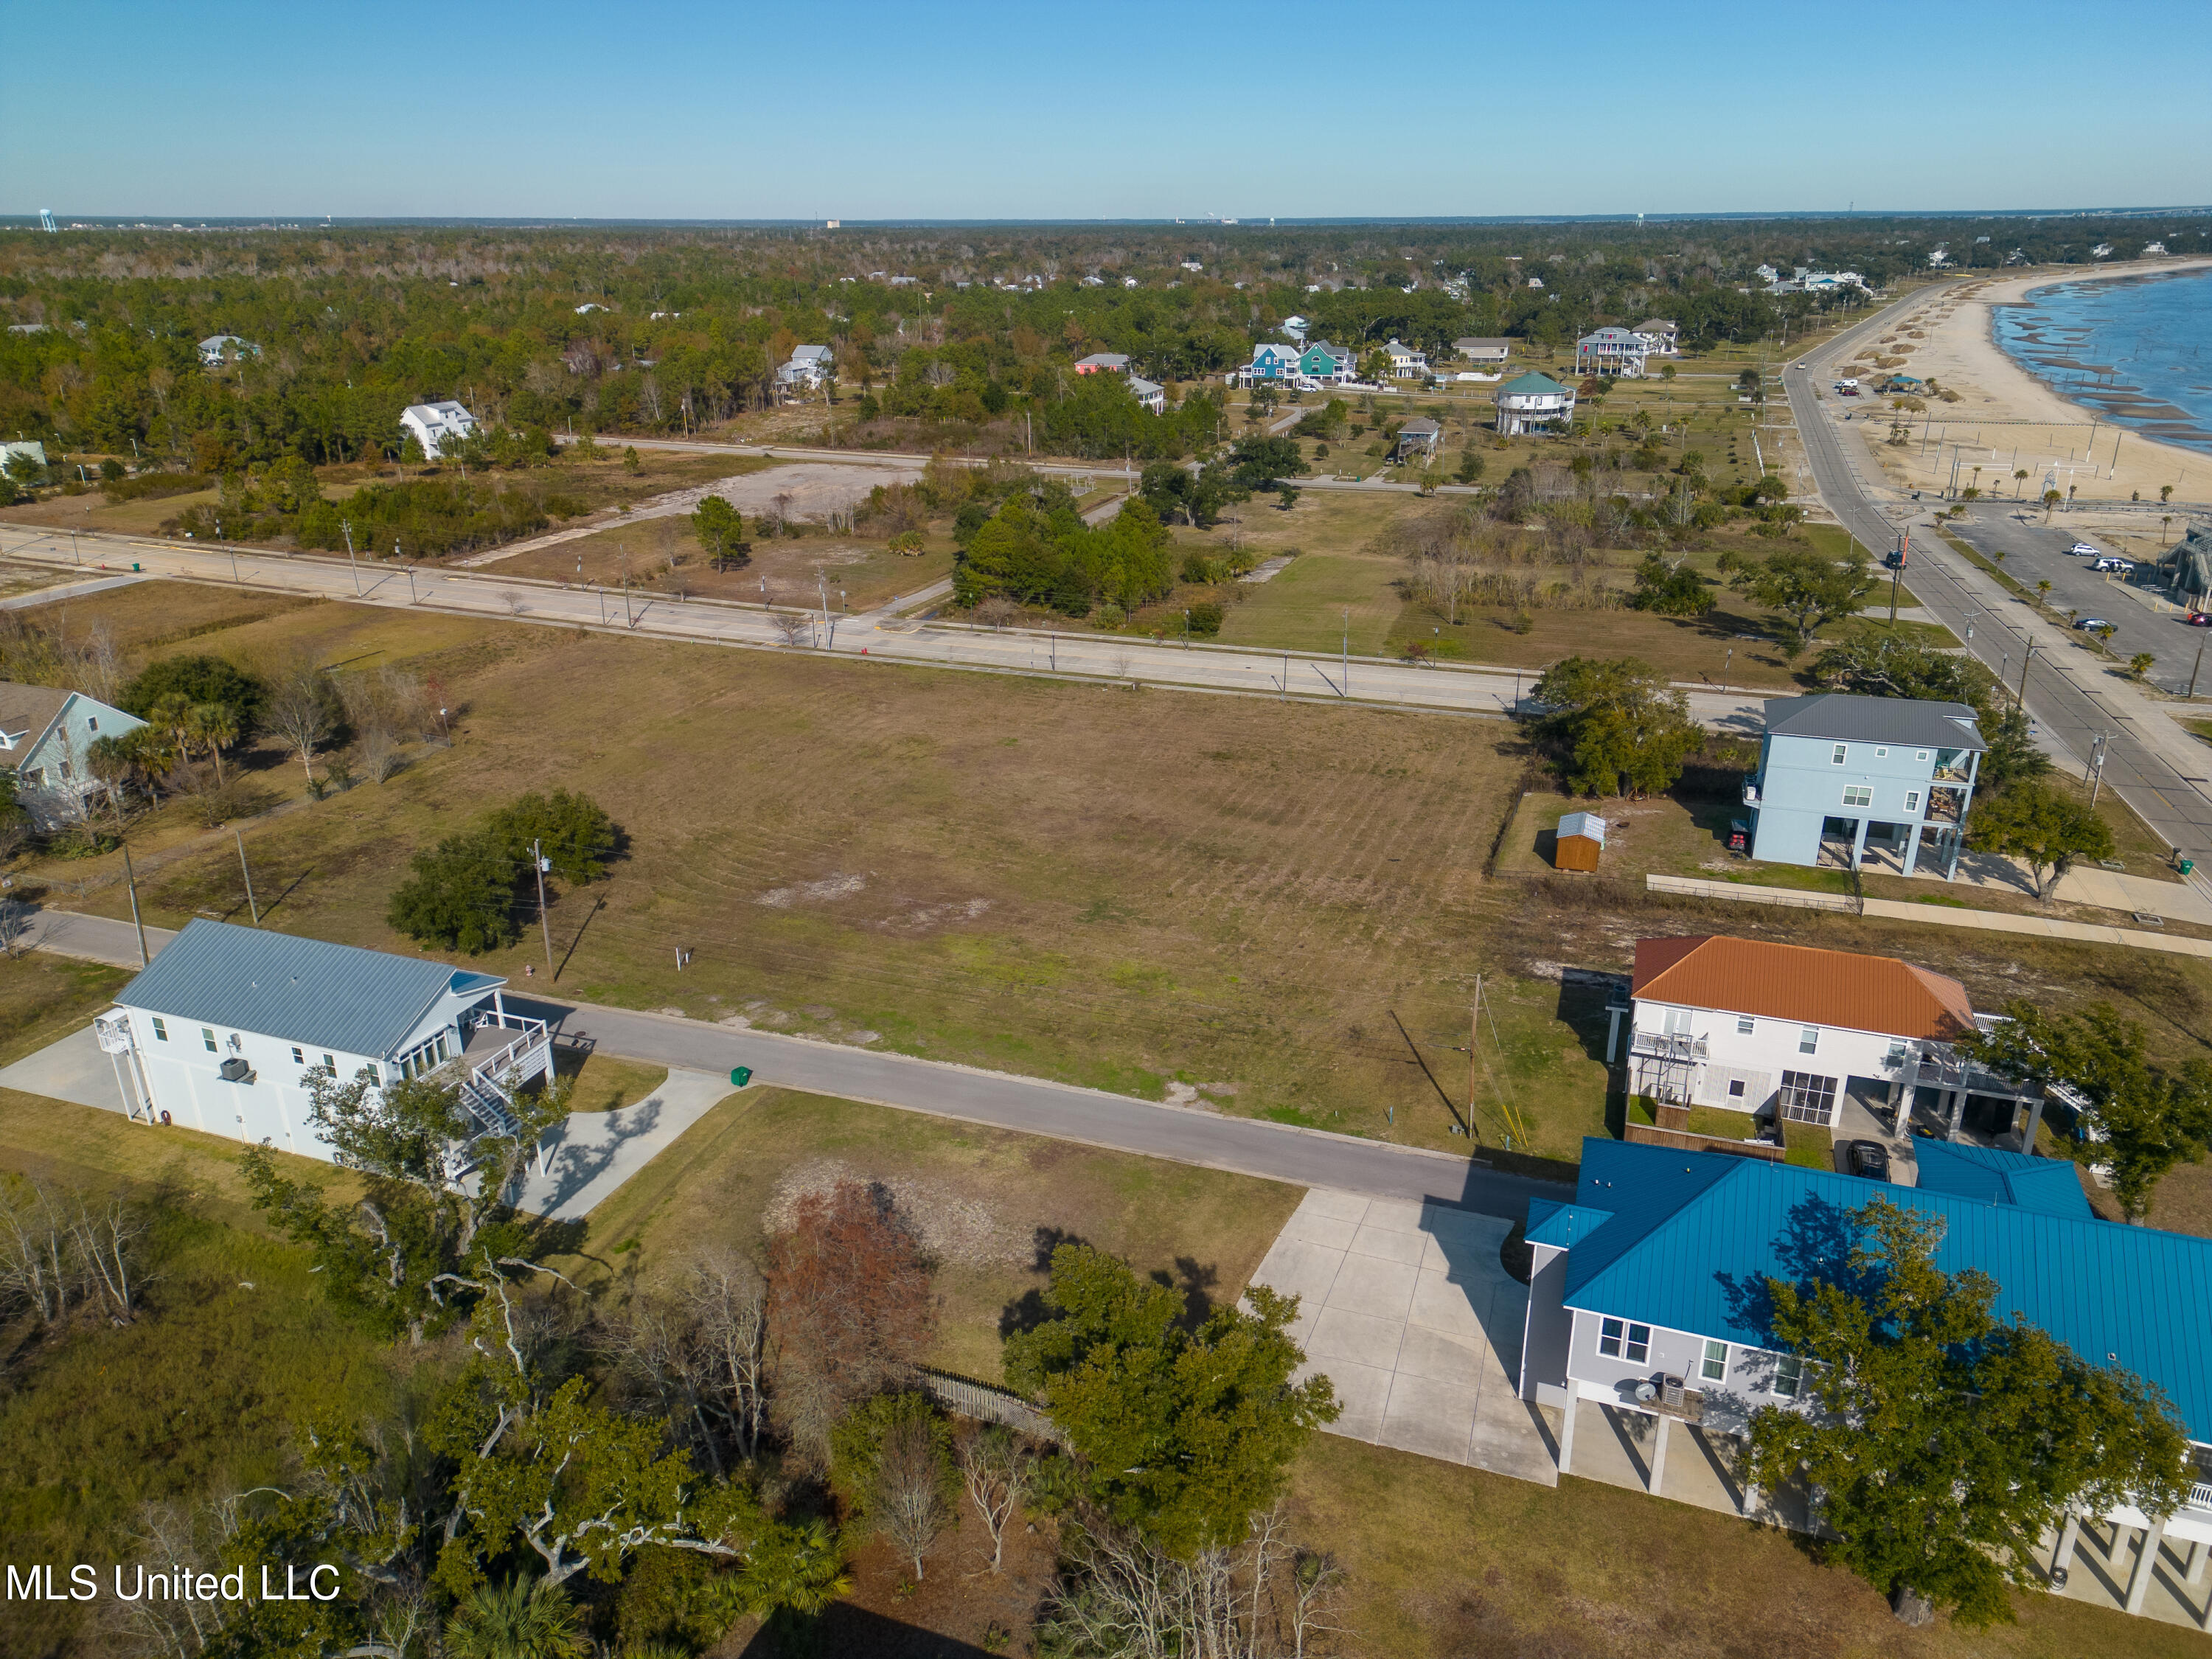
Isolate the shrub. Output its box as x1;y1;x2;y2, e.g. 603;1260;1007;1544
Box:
119;654;267;728
1186;601;1223;636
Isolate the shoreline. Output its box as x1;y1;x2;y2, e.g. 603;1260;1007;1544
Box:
1992;262;2212;458
1849;259;2212;513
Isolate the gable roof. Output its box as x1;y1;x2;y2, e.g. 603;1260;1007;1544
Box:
0;683;71;768
1554;1138;2212;1441
1913;1139;2091;1217
790;344;832;362
401;400;473;425
1632;934;1975;1040
1764;693;1986;753
1399;417;1441;437
1455;336;1511;349
115;919;504;1060
1497;371;1571;397
1077;351;1130;369
1558;810;1607;844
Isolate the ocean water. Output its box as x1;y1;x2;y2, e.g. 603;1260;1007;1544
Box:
1992;267;2212;456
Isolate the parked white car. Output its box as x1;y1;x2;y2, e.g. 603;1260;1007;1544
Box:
2092;557;2135;573
2067;540;2100;555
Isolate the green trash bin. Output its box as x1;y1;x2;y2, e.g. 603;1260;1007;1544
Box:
730;1065;754;1088
2181;859;2196;877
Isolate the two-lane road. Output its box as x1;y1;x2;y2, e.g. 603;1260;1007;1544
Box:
1787;308;2212;866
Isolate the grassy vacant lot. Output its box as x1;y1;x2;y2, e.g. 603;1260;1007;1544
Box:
15;577;2212;1197
569;1087;1302;1382
495;516;955;611
1293;1434;2202;1659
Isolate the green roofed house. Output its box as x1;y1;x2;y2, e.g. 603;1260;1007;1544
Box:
1520;1135;2212;1625
95;919;552;1161
1495;371;1576;435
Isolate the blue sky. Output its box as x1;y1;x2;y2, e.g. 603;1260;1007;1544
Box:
7;0;2208;220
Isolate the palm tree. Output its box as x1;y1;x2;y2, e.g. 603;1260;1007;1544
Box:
731;1518;853;1619
185;702;240;784
443;1576;591;1659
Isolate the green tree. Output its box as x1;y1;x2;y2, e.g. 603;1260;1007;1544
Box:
118;652;267;728
1728;545;1876;648
1627;555;1714;616
1530;656;1705;799
484;788;619;884
690;494;748;568
830;1392;958;1579
1003;1243;1337;1559
1961;1002;2212;1221
1225;436;1308;491
387;831;518;952
1743;1200;2188;1627
1966;779;2115;901
1454;448;1486;485
445;1575;593;1659
240;1062;568;1340
2128;651;2156;681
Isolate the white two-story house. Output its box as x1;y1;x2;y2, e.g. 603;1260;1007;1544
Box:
776;344;834;390
1574;327;1651;378
0;682;144;830
1613;933;2046;1144
399;400;479;460
1382;338;1427;379
1744;694;1983;878
1519;1135;2212;1627
97;919;552;1161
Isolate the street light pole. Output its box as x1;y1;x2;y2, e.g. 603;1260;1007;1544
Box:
532;838;554;975
342;520;359;594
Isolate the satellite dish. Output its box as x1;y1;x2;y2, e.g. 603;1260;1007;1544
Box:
1633;1380;1658;1404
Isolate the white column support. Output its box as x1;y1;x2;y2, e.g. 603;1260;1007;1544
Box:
2050;1512;2081;1587
1556;1385;1578;1476
2126;1518;2167;1616
2187;1537;2207;1586
1648;1413;1672;1496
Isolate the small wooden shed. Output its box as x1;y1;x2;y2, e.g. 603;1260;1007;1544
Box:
1555;811;1607;872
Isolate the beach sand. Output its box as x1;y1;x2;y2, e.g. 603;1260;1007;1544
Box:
1842;259;2212;519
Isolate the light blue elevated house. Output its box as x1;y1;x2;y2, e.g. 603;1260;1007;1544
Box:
1520;1137;2212;1624
1743;694;1983;877
0;681;144;830
95;919;552;1163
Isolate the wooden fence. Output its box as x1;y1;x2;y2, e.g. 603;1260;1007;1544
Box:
917;1367;1068;1447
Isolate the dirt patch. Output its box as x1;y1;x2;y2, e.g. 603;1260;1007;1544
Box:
757;873;867;908
763;1157;1023;1271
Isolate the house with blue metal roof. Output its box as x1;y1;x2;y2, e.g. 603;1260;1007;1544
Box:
1520;1138;2212;1620
94;919;552;1161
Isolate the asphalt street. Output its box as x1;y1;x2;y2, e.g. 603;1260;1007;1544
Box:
1788;310;2212;869
0;522;1765;730
15;906;1567;1219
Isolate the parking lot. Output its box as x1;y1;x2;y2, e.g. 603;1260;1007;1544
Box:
1943;507;2204;694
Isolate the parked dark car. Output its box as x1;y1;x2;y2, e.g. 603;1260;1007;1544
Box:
1849;1140;1891;1181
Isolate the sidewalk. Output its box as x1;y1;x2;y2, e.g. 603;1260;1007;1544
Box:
1647;874;2212;958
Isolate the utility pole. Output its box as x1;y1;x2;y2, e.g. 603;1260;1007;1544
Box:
2190;639;2205;700
531;838;553;975
2016;640;2035;707
1888;560;1901;625
342;520;359;594
1342;608;1350;697
122;843;148;967
235;830;259;924
2087;734;2110;807
818;571;832;648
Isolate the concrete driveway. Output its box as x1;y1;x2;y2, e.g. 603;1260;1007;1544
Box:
1248;1189;1557;1484
509;1067;738;1220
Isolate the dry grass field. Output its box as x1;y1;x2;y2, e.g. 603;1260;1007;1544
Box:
571;1086;1301;1382
12;577;2212;1194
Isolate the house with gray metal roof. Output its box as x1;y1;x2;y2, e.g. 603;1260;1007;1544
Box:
1744;694;1983;878
1521;1137;2212;1625
97;919;549;1161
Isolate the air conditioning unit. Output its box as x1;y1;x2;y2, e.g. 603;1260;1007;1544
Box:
1661;1374;1687;1410
218;1057;255;1084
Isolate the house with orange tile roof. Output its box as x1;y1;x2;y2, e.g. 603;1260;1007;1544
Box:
1609;934;2047;1146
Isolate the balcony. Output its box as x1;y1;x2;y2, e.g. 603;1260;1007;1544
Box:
1925;786;1966;825
1630;1031;1708;1062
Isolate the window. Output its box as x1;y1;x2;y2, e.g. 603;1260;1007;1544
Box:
1702;1339;1728;1382
1916;750;1930;762
1728;1079;1747;1098
1736;1016;1754;1035
1663;1007;1692;1036
1774;1354;1804;1399
321;1054;335;1074
1798;1026;1820;1054
1599;1318;1650;1363
291;1046;304;1065
152;1017;168;1042
58;759;72;781
1830;744;1847;765
87;717;98;732
1841;785;1873;808
1778;1071;1839;1125
1874;746;1888;758
201;1028;218;1053
1903;790;1921;814
364;1063;380;1087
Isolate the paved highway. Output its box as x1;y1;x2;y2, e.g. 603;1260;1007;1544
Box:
0;521;1765;730
1787;304;2212;866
